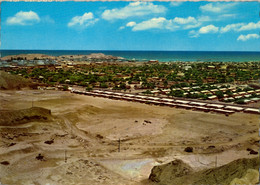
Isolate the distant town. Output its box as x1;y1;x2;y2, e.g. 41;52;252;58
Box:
1;53;260;109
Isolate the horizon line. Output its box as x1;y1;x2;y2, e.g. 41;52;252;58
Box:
1;49;260;53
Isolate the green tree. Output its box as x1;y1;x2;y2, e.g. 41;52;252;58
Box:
215;91;224;99
100;82;108;88
63;85;68;91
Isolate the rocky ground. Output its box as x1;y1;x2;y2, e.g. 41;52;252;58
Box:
0;89;259;184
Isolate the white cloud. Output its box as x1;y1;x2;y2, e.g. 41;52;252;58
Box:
170;2;183;7
199;25;219;34
191;20;260;39
184;23;202;30
132;17;169;31
200;2;236;13
220;23;244;33
238;21;260;31
128;16;200;31
6;11;40;25
68;12;98;28
126;21;136;27
237;34;260;41
189;25;219;38
175;17;201;29
173;16;196;25
120;21;136;30
101;2;166;21
196;14;236;24
119;21;136;30
130;16;202;32
220;21;260;33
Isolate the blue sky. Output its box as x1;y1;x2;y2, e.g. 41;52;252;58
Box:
1;1;260;51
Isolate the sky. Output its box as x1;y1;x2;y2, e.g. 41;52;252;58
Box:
1;1;260;51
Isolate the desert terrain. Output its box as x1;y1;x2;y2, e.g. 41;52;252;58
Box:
0;89;259;184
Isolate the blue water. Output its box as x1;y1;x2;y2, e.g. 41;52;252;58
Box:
1;50;260;62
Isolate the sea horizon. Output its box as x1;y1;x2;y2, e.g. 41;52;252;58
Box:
1;49;260;62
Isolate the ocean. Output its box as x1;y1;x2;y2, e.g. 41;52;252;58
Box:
1;50;260;62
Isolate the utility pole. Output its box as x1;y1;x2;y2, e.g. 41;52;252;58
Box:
65;150;67;163
215;155;217;167
118;138;121;152
70;123;72;136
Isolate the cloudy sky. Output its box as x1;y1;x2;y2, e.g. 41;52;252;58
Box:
1;1;260;51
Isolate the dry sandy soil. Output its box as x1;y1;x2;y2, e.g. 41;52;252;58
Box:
0;89;259;185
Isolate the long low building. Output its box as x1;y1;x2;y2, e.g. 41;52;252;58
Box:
189;102;206;106
213;109;235;115
224;106;244;112
175;100;190;104
206;104;224;109
194;106;211;112
70;88;258;115
161;98;175;102
163;102;176;107
148;97;161;101
244;108;260;114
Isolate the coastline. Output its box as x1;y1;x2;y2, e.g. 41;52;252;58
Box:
1;50;260;62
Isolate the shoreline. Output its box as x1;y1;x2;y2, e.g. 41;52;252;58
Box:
1;51;260;63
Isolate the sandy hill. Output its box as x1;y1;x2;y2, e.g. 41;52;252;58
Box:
0;71;35;90
149;157;259;185
0;107;51;126
59;53;123;60
1;54;56;60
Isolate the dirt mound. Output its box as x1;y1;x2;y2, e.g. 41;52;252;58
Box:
149;157;259;185
149;159;193;183
230;169;259;185
0;107;51;126
0;71;35;90
192;157;259;185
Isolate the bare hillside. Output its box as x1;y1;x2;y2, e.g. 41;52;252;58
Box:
149;157;259;185
0;71;34;90
0;107;51;126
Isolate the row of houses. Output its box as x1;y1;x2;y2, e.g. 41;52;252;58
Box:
168;86;260;96
149;86;260;103
70;89;260;116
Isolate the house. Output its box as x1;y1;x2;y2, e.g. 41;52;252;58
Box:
250;97;260;102
207;65;216;69
148;60;159;64
208;95;218;100
201;90;210;94
184;65;192;71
